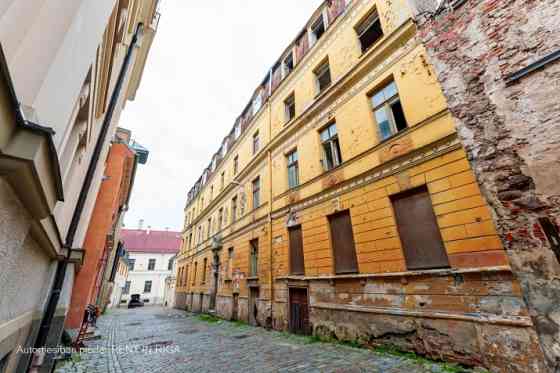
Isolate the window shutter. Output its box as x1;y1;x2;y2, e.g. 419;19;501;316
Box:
328;211;358;274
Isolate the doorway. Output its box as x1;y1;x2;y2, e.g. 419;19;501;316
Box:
248;287;259;326
289;288;310;335
232;293;239;321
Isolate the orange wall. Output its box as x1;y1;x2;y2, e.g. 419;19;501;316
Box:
66;143;134;329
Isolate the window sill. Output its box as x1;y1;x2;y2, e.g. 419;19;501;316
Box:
275;266;511;281
246;276;259;281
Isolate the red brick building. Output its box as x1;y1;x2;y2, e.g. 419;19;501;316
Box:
66;129;148;329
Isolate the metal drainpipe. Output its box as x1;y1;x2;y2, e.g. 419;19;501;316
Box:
30;23;144;363
267;101;274;329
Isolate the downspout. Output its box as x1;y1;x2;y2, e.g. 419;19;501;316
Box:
267;95;274;329
31;23;144;358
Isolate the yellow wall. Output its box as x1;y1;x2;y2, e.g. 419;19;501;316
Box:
176;0;510;300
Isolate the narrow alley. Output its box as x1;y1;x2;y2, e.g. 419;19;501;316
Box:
54;307;478;373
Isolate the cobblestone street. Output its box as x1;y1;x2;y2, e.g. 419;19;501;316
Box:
55;307;481;373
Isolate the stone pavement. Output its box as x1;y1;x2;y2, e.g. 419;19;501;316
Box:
55;307;482;373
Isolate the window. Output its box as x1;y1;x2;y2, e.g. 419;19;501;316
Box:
289;225;305;275
210;185;214;200
320;122;342;170
314;59;331;94
328;210;358;274
355;10;383;53
148;259;156;271
211;157;217;171
371;80;407;141
168;258;173;271
128;259;136;271
252;177;261;209
207;218;212;238
231;196;238;222
123;281;131;294
193;262;197;285
253;93;262;115
202;258;208;283
284;93;296;123
197;226;202;244
188;232;193;248
310;15;326;45
221;171;225;190
143;280;152;293
287;150;299;189
233;155;239;175
253;131;260;154
391;186;449;270
249;239;258;277
234;123;241;139
218;207;224;230
283;52;294;77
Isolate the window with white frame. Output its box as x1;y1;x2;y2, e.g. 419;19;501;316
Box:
320;122;342;170
371;80;407;141
287;149;299;189
234;123;241;139
253;131;260;154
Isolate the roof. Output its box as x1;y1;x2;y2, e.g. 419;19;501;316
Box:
120;229;181;254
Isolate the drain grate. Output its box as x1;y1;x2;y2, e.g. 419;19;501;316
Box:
126;322;142;326
232;334;249;339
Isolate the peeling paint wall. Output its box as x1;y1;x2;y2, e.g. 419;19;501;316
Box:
411;0;560;370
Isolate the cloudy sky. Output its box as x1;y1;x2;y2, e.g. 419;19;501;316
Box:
121;1;323;231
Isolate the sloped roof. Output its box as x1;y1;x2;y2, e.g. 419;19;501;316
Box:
121;229;181;254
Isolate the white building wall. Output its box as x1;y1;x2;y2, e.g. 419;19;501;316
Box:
124;252;175;305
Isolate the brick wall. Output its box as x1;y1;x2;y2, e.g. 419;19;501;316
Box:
412;0;560;369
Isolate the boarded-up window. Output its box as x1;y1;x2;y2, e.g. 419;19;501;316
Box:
202;258;208;283
289;226;305;275
328;211;358;274
391;186;449;270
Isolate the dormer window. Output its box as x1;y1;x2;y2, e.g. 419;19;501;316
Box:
283;52;294;78
222;139;228;156
211;157;217;171
310;14;326;46
234;123;241;139
253;93;262;115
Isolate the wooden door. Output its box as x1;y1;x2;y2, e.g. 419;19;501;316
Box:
289;226;305;275
391;186;449;269
248;287;259;326
289;288;310;335
328;211;358;274
232;293;239;321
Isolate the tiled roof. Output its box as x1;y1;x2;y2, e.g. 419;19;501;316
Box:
121;229;181;254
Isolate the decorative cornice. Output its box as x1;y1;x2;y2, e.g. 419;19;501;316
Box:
271;133;461;219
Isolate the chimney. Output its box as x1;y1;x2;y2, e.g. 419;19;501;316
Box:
138;219;144;230
147;225;151;234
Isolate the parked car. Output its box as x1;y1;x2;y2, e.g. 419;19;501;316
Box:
128;294;144;309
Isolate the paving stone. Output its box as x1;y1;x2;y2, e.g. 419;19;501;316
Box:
54;307;475;372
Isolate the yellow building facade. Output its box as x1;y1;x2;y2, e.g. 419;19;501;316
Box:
175;1;544;371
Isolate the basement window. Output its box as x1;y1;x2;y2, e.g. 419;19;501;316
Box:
355;10;383;53
371;80;408;141
284;93;296;123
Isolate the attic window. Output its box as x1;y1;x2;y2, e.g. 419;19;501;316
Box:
283;52;294;78
234;123;241;139
355;10;383;53
310;15;326;45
